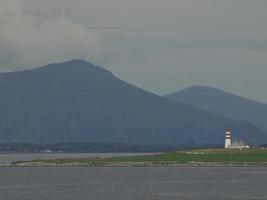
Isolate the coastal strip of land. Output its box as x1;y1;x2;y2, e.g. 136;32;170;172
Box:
3;148;267;167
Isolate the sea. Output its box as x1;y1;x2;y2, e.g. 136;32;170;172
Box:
0;154;267;200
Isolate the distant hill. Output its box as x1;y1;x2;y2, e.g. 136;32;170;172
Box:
0;61;265;145
165;85;267;134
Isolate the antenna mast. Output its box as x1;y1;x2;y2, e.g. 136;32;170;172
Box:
15;65;22;142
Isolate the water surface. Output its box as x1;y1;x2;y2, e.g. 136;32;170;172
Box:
0;167;266;200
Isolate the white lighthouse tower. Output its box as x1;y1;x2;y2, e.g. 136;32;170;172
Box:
225;128;232;148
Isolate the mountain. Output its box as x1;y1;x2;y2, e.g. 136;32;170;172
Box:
0;61;265;145
165;85;267;134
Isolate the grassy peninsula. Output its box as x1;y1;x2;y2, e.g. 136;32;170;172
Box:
9;148;267;167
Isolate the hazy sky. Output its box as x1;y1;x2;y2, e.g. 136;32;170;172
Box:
1;0;267;102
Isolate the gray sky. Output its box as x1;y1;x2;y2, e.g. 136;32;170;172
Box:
1;0;267;102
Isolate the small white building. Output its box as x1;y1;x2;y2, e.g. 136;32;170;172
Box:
224;128;250;149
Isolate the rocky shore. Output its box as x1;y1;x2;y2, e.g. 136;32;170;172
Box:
2;149;267;167
2;161;267;167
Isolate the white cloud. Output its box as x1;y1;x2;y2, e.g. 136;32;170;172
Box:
0;0;105;70
1;0;267;102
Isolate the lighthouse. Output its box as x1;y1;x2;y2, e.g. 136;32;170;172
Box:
225;128;232;148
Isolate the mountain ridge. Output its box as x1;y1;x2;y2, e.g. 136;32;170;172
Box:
165;85;267;134
0;60;265;145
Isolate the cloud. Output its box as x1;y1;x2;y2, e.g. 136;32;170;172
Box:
1;0;267;102
0;0;105;71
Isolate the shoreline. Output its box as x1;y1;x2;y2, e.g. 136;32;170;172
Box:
2;148;267;167
2;161;267;167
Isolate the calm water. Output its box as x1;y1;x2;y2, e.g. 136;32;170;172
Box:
0;167;267;200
